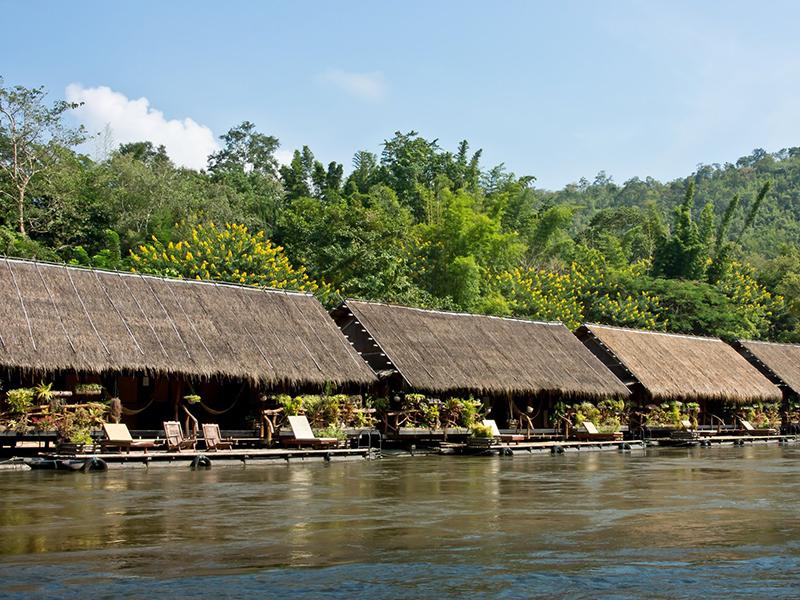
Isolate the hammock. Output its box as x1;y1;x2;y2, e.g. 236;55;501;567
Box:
196;384;245;416
121;398;156;416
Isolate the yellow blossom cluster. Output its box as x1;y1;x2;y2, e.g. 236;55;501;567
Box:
716;262;782;337
496;257;663;330
130;222;328;294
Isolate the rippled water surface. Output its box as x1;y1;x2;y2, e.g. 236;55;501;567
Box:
1;445;800;598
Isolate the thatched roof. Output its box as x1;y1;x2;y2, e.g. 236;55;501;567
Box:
736;340;800;396
0;258;376;387
332;300;630;399
576;324;781;403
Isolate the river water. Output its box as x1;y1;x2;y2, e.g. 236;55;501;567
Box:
1;445;799;598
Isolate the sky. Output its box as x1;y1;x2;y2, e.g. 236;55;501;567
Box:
2;0;800;189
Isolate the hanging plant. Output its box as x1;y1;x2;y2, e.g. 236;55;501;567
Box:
75;383;104;395
183;394;201;405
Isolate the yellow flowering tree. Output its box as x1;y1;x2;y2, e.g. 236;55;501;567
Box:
496;248;664;330
130;222;327;295
716;262;783;338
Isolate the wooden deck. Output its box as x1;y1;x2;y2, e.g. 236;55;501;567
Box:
32;446;376;469
445;433;799;455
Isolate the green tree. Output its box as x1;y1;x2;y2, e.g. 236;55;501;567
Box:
652;182;710;280
279;146;343;202
207;121;280;177
414;188;524;310
206;122;285;234
278;185;416;300
0;78;86;234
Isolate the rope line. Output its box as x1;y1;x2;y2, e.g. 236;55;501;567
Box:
35;261;77;354
6;259;36;351
119;272;168;358
225;285;274;372
165;282;213;360
66;265;110;356
94;268;144;356
121;398;156;415
141;274;191;359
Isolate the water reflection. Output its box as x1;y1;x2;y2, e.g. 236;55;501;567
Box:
1;445;800;597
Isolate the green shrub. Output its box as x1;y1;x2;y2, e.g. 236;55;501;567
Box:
34;382;54;403
6;388;34;414
276;394;303;415
470;422;494;438
316;424;347;441
69;428;93;445
441;397;483;427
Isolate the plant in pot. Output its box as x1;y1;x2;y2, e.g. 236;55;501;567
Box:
57;406;99;446
685;402;700;428
275;394;303;416
34;382;54;403
6;388;35;415
470;422;494;439
420;400;441;430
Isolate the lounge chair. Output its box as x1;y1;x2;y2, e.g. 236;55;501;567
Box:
163;421;196;451
281;415;338;448
101;423;159;453
575;421;623;442
483;419;525;443
739;419;778;436
202;423;233;451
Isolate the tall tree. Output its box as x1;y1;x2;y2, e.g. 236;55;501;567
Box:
279;145;343;202
652;181;709;280
207;121;280;177
0;78;86;234
707;195;740;284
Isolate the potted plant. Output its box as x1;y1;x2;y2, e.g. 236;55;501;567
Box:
6;388;35;415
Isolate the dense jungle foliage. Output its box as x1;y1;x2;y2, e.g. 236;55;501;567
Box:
1;80;799;342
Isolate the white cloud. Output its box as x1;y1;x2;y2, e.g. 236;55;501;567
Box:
320;69;387;102
65;84;219;170
274;148;295;166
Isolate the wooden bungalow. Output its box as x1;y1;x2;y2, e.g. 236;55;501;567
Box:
330;300;630;432
734;340;800;431
0;258;376;432
575;324;782;435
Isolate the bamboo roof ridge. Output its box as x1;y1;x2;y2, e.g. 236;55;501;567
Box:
736;340;800;396
0;257;376;387
334;300;630;399
576;324;781;403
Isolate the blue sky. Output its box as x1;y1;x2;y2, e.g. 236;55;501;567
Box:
2;0;800;188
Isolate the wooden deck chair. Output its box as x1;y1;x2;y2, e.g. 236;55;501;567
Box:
739;419;777;436
163;421;196;452
282;415;338;448
576;421;623;442
102;423;158;453
483;419;525;443
202;423;233;451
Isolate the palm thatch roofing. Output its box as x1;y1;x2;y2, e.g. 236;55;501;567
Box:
0;258;376;387
735;340;800;396
332;300;630;399
576;324;781;403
